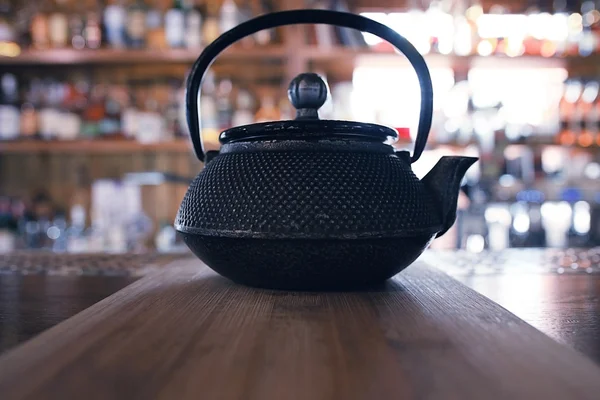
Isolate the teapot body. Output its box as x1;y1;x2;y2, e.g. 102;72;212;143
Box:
176;138;443;290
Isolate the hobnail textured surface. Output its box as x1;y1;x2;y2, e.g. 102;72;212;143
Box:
182;234;435;290
175;151;442;239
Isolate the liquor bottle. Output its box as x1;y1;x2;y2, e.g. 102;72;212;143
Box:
165;0;185;48
219;0;239;34
20;79;39;139
278;96;292;120
595;80;600;146
452;5;472;56
137;90;164;143
580;1;597;56
0;0;14;46
81;83;105;138
121;85;138;140
104;0;127;48
202;2;220;45
313;0;335;49
85;10;102;49
558;80;581;146
57;80;82;141
593;1;600;54
254;94;280;122
255;0;275;45
69;8;86;50
231;89;254;126
579;80;598;146
30;2;50;49
216;79;233;130
146;1;166;49
99;84;123;138
0;73;20;140
40;80;67;141
48;0;69;48
165;81;182;138
185;0;202;49
200;71;219;150
127;0;147;48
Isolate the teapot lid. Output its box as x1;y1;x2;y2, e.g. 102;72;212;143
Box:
219;73;398;145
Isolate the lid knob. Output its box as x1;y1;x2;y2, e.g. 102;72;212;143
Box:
288;73;328;120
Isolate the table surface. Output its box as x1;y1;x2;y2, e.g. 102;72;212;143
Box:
1;250;600;365
1;260;599;400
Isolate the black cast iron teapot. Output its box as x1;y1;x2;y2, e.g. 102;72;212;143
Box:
175;10;478;290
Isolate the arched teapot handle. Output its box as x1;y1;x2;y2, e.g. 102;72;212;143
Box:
186;9;433;163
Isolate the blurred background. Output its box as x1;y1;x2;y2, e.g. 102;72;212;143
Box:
1;0;600;254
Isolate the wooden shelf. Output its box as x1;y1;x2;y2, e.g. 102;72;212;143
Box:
0;46;287;66
0;139;193;154
0;46;584;69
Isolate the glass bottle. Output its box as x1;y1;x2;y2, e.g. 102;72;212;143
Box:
30;1;50;49
254;94;280;122
165;79;184;137
165;0;185;48
85;10;102;49
216;79;233;130
231;89;255;127
99;83;123;138
200;71;219;150
104;0;127;48
127;0;147;48
558;80;582;146
38;79;62;141
579;80;599;146
255;0;274;45
202;2;220;45
146;1;166;49
69;6;86;50
185;0;202;49
0;0;17;52
20;79;40;139
137;87;164;143
219;0;239;34
49;0;69;48
0;73;20;140
81;82;105;138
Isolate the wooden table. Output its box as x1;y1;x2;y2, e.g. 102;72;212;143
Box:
0;257;599;399
0;274;135;353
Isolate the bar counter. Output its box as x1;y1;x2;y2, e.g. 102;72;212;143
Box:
0;250;599;399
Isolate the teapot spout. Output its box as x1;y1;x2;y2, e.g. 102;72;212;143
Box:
421;156;478;237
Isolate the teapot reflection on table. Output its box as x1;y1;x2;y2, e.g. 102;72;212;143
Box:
175;10;477;290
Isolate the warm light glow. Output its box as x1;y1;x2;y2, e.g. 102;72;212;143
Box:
512;204;531;234
578;131;594;147
352;66;454;135
477;14;528;39
540;41;557;57
477;40;494;56
559;131;576;145
505;36;525;57
584;163;600;179
466;234;485;253
0;42;21;57
574;201;591;234
568;13;583;34
466;5;484;21
485;206;512;225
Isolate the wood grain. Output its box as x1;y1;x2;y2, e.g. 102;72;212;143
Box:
0;274;136;354
456;273;600;365
0;260;599;400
